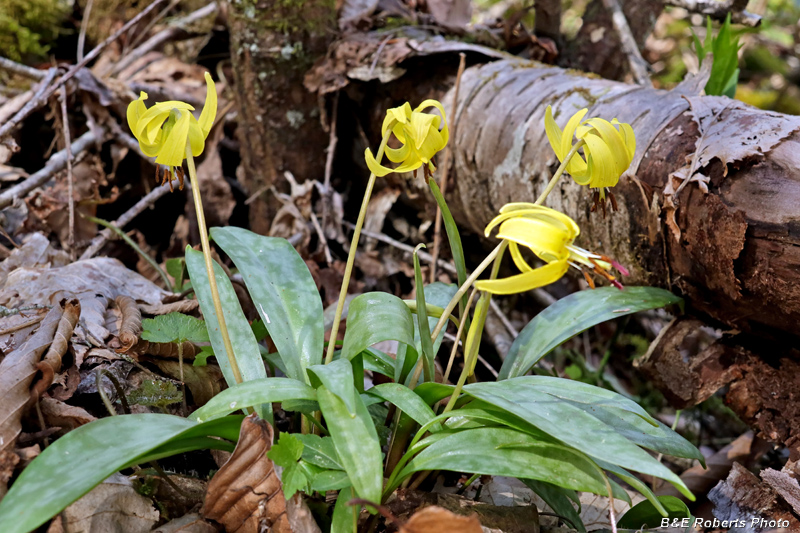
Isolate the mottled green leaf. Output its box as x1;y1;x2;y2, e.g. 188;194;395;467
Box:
501;287;681;379
211;227;324;383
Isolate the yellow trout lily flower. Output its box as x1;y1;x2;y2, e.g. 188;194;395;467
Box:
365;100;449;177
127;72;218;189
474;203;628;295
545;106;635;208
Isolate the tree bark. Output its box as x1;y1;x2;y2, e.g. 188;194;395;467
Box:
402;58;800;345
565;0;663;80
226;0;336;234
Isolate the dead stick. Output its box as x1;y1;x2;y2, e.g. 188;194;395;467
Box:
429;53;466;283
110;2;218;76
0;130;97;209
80;180;176;259
41;0;168;100
59;85;75;250
601;0;651;86
0;68;58;140
0;57;46;80
77;0;95;62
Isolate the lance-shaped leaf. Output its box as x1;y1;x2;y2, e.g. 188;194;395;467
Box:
340;292;415;361
500;287;681;379
211;228;324;383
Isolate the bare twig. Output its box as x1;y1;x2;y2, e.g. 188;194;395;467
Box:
0;130;98;209
664;0;761;27
111;2;218;77
601;0;651;86
124;0;181;54
489;299;519;337
77;0;95;62
80;180;176;260
0;57;46;80
321;91;339;231
429;53;466;283
45;0;168;95
0;0;166;143
59;86;75;250
0;67;58;140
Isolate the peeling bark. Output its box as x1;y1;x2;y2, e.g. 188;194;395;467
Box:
410;58;800;343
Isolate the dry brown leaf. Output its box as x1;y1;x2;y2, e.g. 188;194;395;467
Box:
0;308;49;355
363;187;400;252
0;301;64;454
39;396;96;433
202;414;291;533
151;360;224;406
138;299;199;316
0;257;168;344
61;473;159;533
152;513;217;533
400;506;483;533
579;491;641;532
0;233;69;286
0;448;20;499
115;295;142;353
30;298;80;403
656;432;757;500
127;339;200;360
426;0;472;30
338;0;379;28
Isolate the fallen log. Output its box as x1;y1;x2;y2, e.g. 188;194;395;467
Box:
234;23;800;447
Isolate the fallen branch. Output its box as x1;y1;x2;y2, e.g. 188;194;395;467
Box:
0;130;98;210
0;68;58;141
664;0;761;27
79;180;176;260
601;0;651;85
111;2;219;77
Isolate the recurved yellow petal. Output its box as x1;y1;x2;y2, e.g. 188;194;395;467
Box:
475;260;569;295
197;72;217;137
365;148;395;177
126;92;148;135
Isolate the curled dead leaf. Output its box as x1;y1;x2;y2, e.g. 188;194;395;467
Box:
114;295;142;353
400;506;483;533
0;301;65;454
202;415;292;533
30;298;80;404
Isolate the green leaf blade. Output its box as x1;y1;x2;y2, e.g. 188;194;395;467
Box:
0;414;228;533
211;227;324;383
141;312;210;343
185;247;267;388
500;287;681;379
340;293;416;362
318;387;383;504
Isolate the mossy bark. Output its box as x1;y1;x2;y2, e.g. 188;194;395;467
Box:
226;0;336;233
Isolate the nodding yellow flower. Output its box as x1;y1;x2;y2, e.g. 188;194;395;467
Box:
474;203;628;295
127;72;217;189
544;105;635;207
365;100;449;177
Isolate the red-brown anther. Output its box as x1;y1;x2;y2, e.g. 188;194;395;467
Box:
608;190;618;212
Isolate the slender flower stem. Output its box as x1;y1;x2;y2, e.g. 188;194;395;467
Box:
534;139;586;205
325;131;393;365
429;241;506;345
186;148;243;384
441;241;506;414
